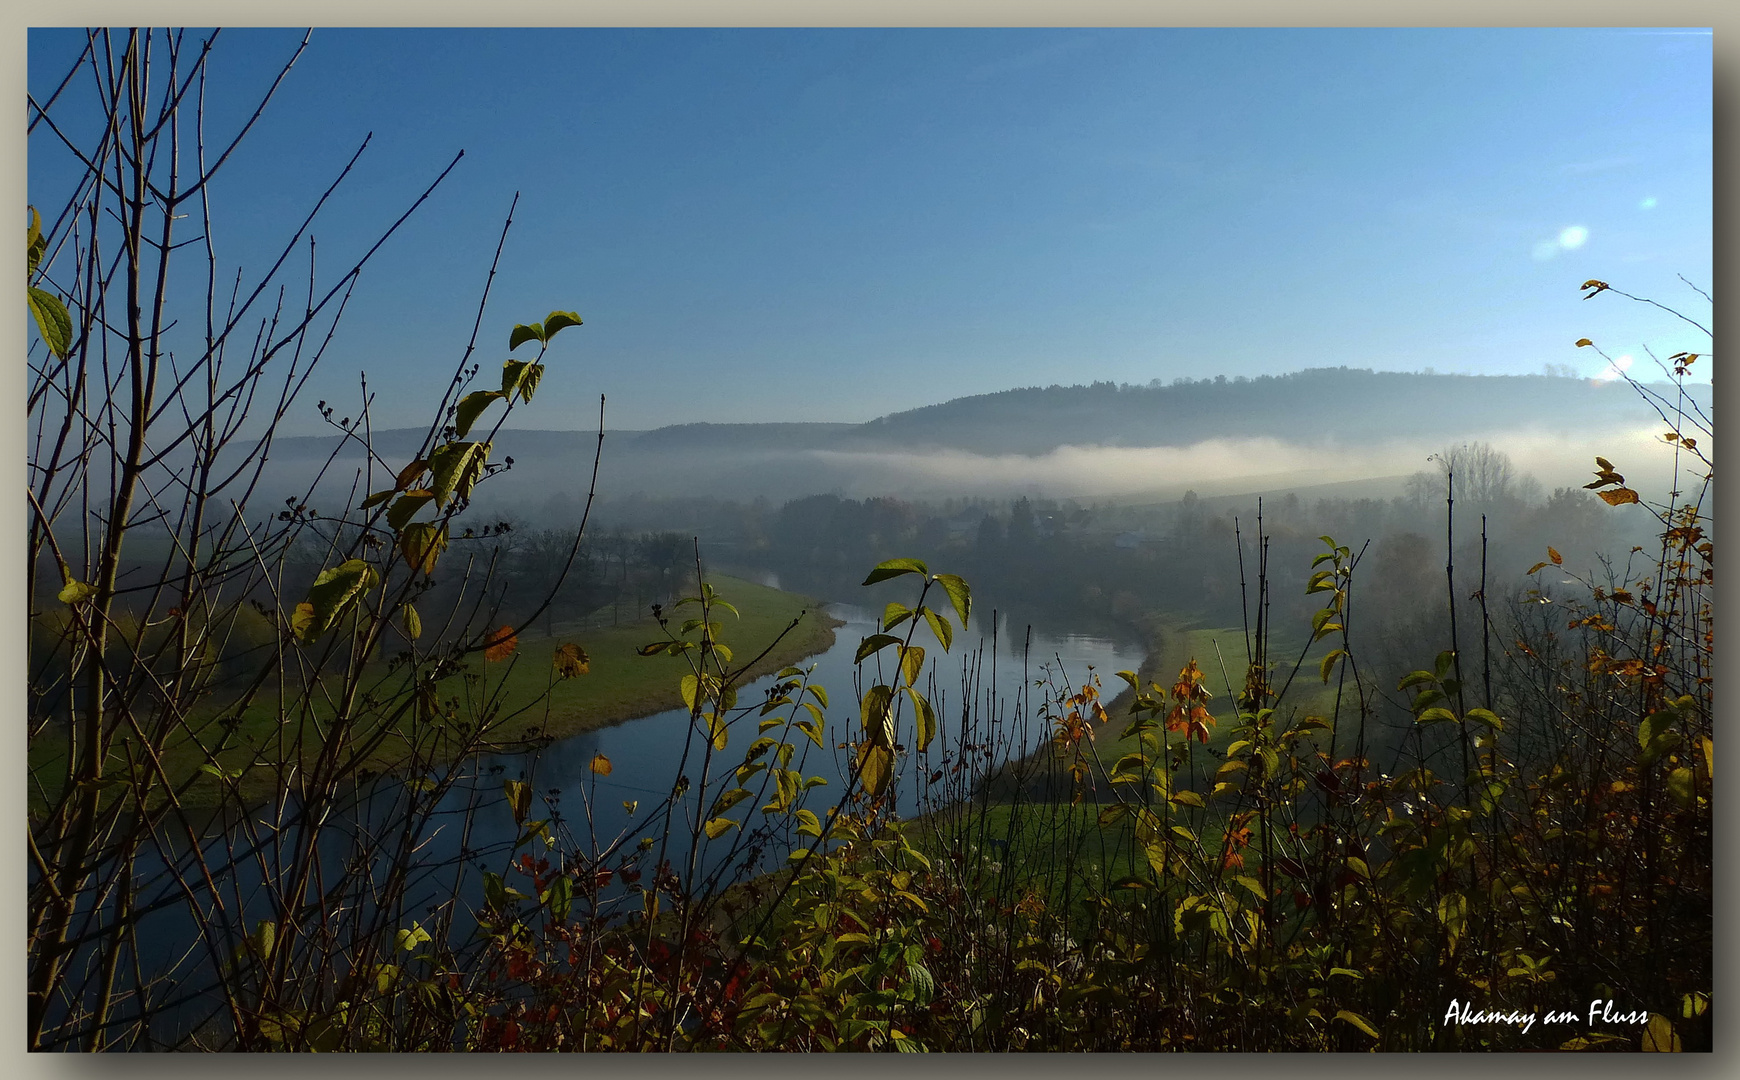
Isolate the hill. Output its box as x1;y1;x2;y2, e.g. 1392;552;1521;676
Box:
254;368;1708;507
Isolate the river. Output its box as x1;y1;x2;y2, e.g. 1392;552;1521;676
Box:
88;599;1141;1047
436;599;1143;886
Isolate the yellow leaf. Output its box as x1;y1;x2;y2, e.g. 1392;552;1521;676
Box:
1574;338;1593;347
703;817;737;840
1334;1009;1380;1040
503;780;531;825
1641;1014;1681;1052
1598;487;1641;506
553;642;590;678
857;743;893;797
589;753;612;776
291;602;317;641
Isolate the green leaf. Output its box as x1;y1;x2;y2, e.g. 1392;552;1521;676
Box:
542;874;573;921
481;871;508;910
542;310;583;338
399;522;447;575
29;285;73;359
1397;669;1437;691
861;684;895;747
427;441;489;507
703;817;738;840
1638;710;1676;751
1409;687;1446;712
515;361;542;400
509;323;544;350
57;577;95;605
249;919;276;959
1639;710;1683;766
1318;648;1345;683
1416;707;1458;726
454;390;504;439
881;601;913;632
1434;649;1457;680
899;644;925;687
402;605;422;640
905;686;936;752
1464;708;1503;730
922;606;953;652
905;962;935;1007
387;489;436;532
1667;767;1695;808
295;558;379;644
709;787;753;817
861;558;928;586
27;206;45;273
856;743;893;797
933;573;971;626
855;633;902;664
1437;892;1468;951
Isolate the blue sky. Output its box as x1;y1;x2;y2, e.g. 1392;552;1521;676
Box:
28;27;1713;434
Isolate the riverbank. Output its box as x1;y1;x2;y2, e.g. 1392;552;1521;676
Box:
479;574;846;745
28;575;844;814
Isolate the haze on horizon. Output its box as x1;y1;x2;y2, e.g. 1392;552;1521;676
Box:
26;27;1715;438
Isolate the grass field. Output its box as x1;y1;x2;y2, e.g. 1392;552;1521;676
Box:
29;575;842;812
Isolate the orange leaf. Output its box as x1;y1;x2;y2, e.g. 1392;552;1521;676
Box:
1598;488;1641;506
484;626;518;661
1548;546;1562;566
589;752;612;776
395;457;428;490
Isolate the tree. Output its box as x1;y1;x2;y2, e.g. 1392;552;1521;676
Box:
27;29;594;1050
1406;441;1538;511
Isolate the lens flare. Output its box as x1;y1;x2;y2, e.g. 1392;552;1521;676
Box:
1596;353;1634;381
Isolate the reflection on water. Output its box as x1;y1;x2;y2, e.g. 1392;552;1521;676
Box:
459;602;1143;869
